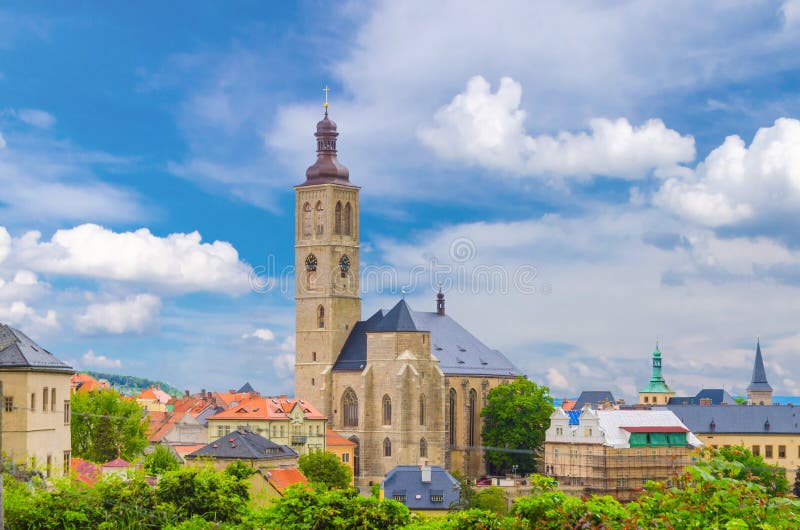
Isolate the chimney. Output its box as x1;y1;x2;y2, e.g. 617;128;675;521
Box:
436;287;445;316
421;465;432;483
201;389;206;399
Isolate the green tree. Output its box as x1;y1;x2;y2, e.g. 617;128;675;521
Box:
448;470;475;511
143;443;180;475
297;450;352;489
156;464;250;523
471;486;508;515
71;388;149;463
480;376;554;474
794;468;800;497
714;445;789;495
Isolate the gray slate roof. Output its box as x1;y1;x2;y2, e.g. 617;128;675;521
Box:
573;390;616;410
237;382;256;393
668;389;737;406
333;300;521;377
186;430;298;460
381;465;460;510
666;404;800;434
0;324;72;373
747;341;772;392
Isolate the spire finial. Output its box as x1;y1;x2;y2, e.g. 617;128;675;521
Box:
401;287;406;299
323;85;330;115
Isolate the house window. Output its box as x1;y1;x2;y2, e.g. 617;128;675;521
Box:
765;445;773;458
430;492;444;503
778;445;786;458
51;389;56;414
393;492;406;502
217;426;224;437
43;387;49;412
63;400;70;424
4;396;12;412
342;388;358;427
342;452;349;463
420;438;428;458
644;396;649;403
419;395;426;426
63;451;71;474
383;437;392;457
584;428;592;437
280;426;285;436
556;427;563;436
382;395;392;425
224;426;231;435
752;445;760;456
31;392;36;412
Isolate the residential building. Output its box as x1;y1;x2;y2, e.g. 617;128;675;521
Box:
326;428;357;484
147;394;222;446
638;342;676;405
747;340;773;405
668;388;737;406
70;373;110;394
136;385;173;412
381;465;460;514
186;429;299;470
0;323;73;478
205;395;326;455
545;407;702;501
292;109;521;484
572;390;617;410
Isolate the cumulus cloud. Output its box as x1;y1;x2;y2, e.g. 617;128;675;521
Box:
81;349;122;370
546;367;569;390
8;223;254;295
242;328;275;342
0;301;58;331
17;108;56;129
272;336;295;378
75;294;161;335
654;118;800;228
419;76;695;180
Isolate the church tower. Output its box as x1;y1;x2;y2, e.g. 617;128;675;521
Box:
638;341;675;405
294;104;361;418
746;339;772;405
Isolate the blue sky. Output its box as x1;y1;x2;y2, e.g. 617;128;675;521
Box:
2;1;800;400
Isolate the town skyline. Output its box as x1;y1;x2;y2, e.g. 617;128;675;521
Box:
2;2;800;401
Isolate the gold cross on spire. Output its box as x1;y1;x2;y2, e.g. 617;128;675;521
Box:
323;85;330;109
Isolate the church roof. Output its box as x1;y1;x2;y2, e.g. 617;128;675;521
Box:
747;340;772;392
237;382;256;393
667;404;800;434
573;390;616;410
668;388;737;406
333;300;521;377
0;323;72;373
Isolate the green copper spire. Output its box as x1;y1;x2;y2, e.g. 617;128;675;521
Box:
641;340;673;393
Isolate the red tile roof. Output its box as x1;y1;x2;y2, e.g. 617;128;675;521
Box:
71;458;101;485
326;429;356;446
266;468;308;493
621;426;689;433
209;396;326;421
173;444;206;456
562;399;577;411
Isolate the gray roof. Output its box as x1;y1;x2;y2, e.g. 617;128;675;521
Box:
573;390;616;410
333;300;521;377
0;324;72;373
668;389;737;406
237;382;256;393
186;430;298;460
381;465;460;510
747;341;772;392
666;404;800;434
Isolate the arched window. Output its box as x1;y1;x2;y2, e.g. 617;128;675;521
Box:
468;389;477;447
317;305;325;328
420;438;428;458
315;201;324;236
383;437;392;457
342;389;358;427
448;388;457;446
344;202;352;236
334;201;342;235
419;394;426;426
302;202;312;237
382;395;392;425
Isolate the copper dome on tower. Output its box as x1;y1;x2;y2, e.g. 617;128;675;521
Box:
301;110;351;185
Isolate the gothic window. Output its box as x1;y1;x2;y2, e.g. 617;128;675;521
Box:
383;437;392;457
344;202;352;236
342;388;358;427
317;305;325;328
419;394;426;426
382;395;392;425
420;438;428;458
302;202;312;238
468;389;477;447
448;388;457;446
315;201;324;236
335;201;342;235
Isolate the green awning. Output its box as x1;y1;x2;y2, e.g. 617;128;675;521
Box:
629;432;649;447
648;433;669;446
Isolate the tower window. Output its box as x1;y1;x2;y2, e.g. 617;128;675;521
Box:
302;202;312;238
448;388;457;446
312;351;317;362
383;437;392;457
342;388;358;427
419;394;426;426
315;201;324;236
311;378;315;386
382;395;392;425
335;201;342;235
317;305;325;328
344;202;352;236
468;389;477;447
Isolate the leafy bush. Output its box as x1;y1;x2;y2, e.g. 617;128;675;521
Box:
143;443;180;475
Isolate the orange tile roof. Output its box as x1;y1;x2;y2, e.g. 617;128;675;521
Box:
148;409;190;442
562;400;577;411
138;388;158;400
326;429;356;446
71;457;101;485
213;391;252;408
137;386;172;404
266;468;308;493
173;444;206;456
71;373;110;393
208;396;326;421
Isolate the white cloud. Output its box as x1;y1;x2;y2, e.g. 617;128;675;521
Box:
0;301;58;331
783;0;800;28
81;349;122;370
0;132;6;149
0;227;9;264
546;367;569;390
8;223;254;295
419;76;695;180
17;108;56;129
272;336;296;378
75;294;161;335
654;118;800;228
243;328;275;342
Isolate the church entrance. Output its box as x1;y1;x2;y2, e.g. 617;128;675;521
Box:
349;436;360;477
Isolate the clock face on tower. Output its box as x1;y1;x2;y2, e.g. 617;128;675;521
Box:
339;255;351;276
305;254;317;272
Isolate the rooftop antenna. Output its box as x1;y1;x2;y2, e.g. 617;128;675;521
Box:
323;85;330;116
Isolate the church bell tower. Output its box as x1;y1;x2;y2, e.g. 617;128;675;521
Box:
294;102;361;418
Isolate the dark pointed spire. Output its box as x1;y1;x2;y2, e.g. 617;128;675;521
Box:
747;338;772;392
